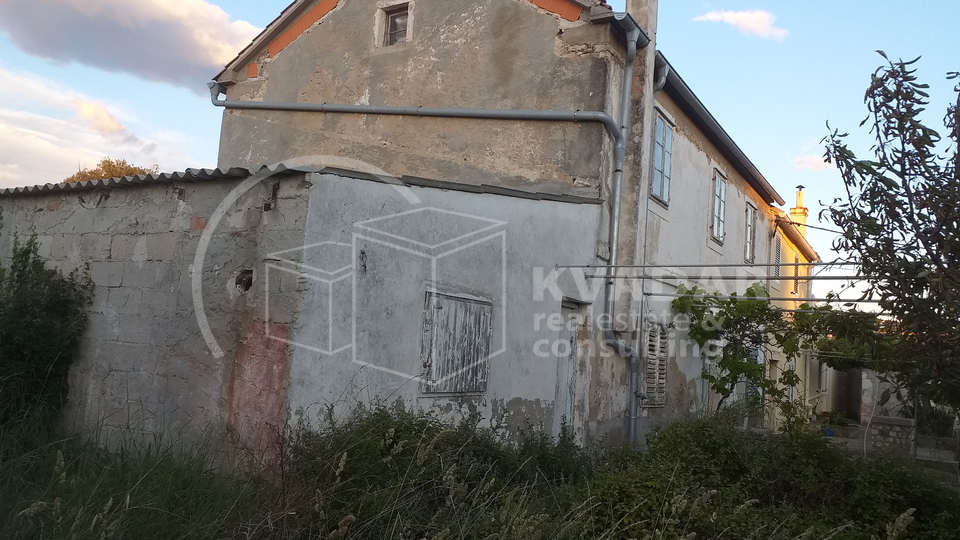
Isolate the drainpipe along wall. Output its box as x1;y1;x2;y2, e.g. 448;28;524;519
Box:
600;17;643;446
208;14;649;444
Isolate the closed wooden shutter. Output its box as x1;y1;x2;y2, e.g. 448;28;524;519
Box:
644;322;668;407
420;292;492;393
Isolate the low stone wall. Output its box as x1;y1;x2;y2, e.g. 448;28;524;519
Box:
869;416;915;452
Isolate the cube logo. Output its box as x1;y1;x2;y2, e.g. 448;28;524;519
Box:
265;241;354;355
351;207;508;383
262;206;508;386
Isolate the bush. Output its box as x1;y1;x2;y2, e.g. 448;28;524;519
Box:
4;399;959;538
587;410;960;539
0;233;93;424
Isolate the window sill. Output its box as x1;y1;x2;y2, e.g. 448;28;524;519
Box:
371;41;413;55
649;194;669;210
417;391;486;398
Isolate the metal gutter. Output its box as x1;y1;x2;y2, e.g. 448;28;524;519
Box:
657;52;786;207
208;83;621;143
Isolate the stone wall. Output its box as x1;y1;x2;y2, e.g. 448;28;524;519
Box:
0;170;311;447
0;168;622;448
868;416;915;453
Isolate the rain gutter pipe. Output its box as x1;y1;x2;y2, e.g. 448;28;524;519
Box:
207;13;649;444
601;15;643;446
206;84;622;142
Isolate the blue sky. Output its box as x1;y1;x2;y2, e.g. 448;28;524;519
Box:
0;0;957;285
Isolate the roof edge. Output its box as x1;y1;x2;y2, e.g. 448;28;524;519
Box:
216;0;316;82
0;165;603;206
657;51;786;207
774;209;820;263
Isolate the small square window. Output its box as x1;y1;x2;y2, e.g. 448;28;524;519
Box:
384;5;409;46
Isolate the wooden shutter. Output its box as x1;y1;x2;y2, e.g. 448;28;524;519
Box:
420;292;492;393
644;322;668;407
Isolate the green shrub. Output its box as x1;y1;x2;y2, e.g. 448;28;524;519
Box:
4;402;959;539
0;233;93;424
587;410;960;539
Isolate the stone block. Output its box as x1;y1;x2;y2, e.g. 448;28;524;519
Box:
51;234;81;259
116;315;160;345
122;261;172;289
81;233;112;260
111;234;140;260
107;287;144;314
90;261;125;288
147;234;180;261
35;235;53;258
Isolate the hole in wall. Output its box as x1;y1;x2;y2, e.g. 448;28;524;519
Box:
236;269;254;293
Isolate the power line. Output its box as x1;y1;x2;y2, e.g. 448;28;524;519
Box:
776;220;845;235
559;260;861;269
589;274;871;281
644;292;880;303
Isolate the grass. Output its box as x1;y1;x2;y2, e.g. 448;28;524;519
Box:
2;405;958;539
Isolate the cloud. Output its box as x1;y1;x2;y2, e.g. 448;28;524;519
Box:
792;154;833;171
694;10;788;40
0;0;261;92
0;66;206;189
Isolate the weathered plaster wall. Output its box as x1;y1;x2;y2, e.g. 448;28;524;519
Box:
633;90;784;433
0;174;311;446
281;172;610;444
0;169;621;447
217;0;624;198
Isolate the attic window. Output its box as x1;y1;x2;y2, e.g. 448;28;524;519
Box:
384;4;408;46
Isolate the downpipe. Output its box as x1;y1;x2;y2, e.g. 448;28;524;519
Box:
600;20;643;446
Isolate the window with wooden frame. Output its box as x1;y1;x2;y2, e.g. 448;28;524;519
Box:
383;4;409;46
651;113;673;203
744;204;757;263
419;292;492;394
710;171;727;243
643;321;668;407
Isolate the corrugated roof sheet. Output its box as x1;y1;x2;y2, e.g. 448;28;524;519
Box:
0;164;311;197
0;164;601;205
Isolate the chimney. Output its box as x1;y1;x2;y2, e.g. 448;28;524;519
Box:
626;0;658;34
790;185;809;236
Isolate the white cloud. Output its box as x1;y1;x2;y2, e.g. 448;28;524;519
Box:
0;0;261;92
694;10;789;40
792;154;833;171
0;66;206;189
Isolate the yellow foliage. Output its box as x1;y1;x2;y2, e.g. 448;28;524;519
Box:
62;157;159;184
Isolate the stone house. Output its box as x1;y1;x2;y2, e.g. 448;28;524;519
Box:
0;0;828;450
